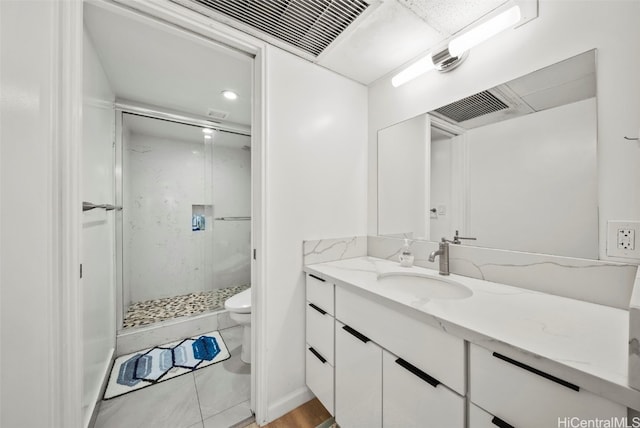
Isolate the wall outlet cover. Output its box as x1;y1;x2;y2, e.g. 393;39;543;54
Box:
607;221;640;259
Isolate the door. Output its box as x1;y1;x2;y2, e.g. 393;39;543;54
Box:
377;113;431;239
81;88;116;424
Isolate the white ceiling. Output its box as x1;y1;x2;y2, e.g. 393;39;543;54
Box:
124;113;250;149
84;2;252;126
85;0;519;111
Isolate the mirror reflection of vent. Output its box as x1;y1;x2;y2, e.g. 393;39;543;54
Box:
193;0;369;56
435;90;509;123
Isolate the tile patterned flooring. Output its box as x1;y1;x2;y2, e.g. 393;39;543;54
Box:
123;285;250;329
95;326;252;428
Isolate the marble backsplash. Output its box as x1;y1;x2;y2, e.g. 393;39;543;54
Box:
367;235;638;310
303;236;367;265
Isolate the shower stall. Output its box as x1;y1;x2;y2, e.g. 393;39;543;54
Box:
115;111;251;331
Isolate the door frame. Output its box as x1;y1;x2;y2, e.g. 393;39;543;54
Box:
60;0;269;425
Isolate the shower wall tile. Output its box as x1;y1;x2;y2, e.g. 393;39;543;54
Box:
303;236;367;265
367;235;637;309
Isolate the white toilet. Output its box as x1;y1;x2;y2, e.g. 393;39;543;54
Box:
224;288;251;364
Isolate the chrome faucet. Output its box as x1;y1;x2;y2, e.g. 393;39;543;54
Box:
429;231;477;275
428;238;450;276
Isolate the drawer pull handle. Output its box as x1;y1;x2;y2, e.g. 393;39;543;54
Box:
309;274;325;282
309;347;327;364
491;416;515;428
342;325;370;343
492;352;579;392
308;303;327;315
395;358;440;388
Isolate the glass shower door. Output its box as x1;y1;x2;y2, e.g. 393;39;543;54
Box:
117;113;251;329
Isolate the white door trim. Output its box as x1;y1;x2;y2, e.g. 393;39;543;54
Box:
54;0;84;426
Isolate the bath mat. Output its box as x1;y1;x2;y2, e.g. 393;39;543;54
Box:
104;330;230;399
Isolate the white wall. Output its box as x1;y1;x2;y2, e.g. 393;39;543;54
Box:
1;1;59;426
368;0;640;261
81;28;117;424
124;129;251;304
264;45;368;420
467;98;597;258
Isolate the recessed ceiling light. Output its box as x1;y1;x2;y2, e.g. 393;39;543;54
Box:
222;90;238;100
202;128;213;134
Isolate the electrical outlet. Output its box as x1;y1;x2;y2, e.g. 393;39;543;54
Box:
607;221;640;259
618;229;635;250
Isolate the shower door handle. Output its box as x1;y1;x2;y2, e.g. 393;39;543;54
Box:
83;201;122;212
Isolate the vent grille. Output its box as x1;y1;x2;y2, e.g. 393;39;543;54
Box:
435;90;509;123
193;0;369;56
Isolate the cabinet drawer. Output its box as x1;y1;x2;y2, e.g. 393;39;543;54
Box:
306;345;334;415
306;303;334;365
383;350;464;428
335;321;382;428
335;285;465;394
469;403;513;428
306;273;334;315
470;344;626;428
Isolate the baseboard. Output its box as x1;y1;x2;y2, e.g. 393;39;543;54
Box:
266;386;315;423
86;347;115;428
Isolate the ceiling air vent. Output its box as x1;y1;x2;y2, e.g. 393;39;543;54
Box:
207;108;229;120
192;0;369;56
435;90;509;123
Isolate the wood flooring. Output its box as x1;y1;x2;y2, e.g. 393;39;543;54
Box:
242;398;332;428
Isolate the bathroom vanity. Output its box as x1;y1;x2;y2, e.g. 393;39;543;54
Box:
303;256;639;428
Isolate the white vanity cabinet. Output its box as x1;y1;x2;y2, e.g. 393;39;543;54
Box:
469;344;626;428
332;284;466;428
305;273;335;414
335;320;382;428
383;350;465;428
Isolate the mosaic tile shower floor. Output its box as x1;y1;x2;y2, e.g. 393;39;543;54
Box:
123;284;250;329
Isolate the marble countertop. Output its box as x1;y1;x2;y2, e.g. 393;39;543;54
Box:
304;256;640;410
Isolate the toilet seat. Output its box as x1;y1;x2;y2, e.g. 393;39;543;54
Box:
224;288;251;314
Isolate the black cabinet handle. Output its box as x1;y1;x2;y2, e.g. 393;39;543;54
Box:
394;358;440;388
308;303;327;315
309;347;327;364
492;352;579;392
309;274;325;282
491;416;515;428
342;325;370;343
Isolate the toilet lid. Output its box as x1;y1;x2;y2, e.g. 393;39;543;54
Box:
224;288;251;313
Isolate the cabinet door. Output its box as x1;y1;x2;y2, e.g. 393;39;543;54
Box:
335;321;382;428
470;344;626;428
383;350;464;428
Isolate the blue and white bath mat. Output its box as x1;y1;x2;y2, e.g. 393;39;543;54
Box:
104;331;230;399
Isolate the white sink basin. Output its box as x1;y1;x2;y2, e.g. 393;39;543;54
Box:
377;272;473;300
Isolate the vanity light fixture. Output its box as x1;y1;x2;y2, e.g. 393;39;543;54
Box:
391;54;434;88
221;90;238;100
202;128;213;134
204;135;212;140
448;5;521;57
391;4;522;88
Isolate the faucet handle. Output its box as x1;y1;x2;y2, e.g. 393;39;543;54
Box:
452;230;477;244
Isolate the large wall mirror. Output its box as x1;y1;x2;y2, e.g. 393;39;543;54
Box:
378;50;598;259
